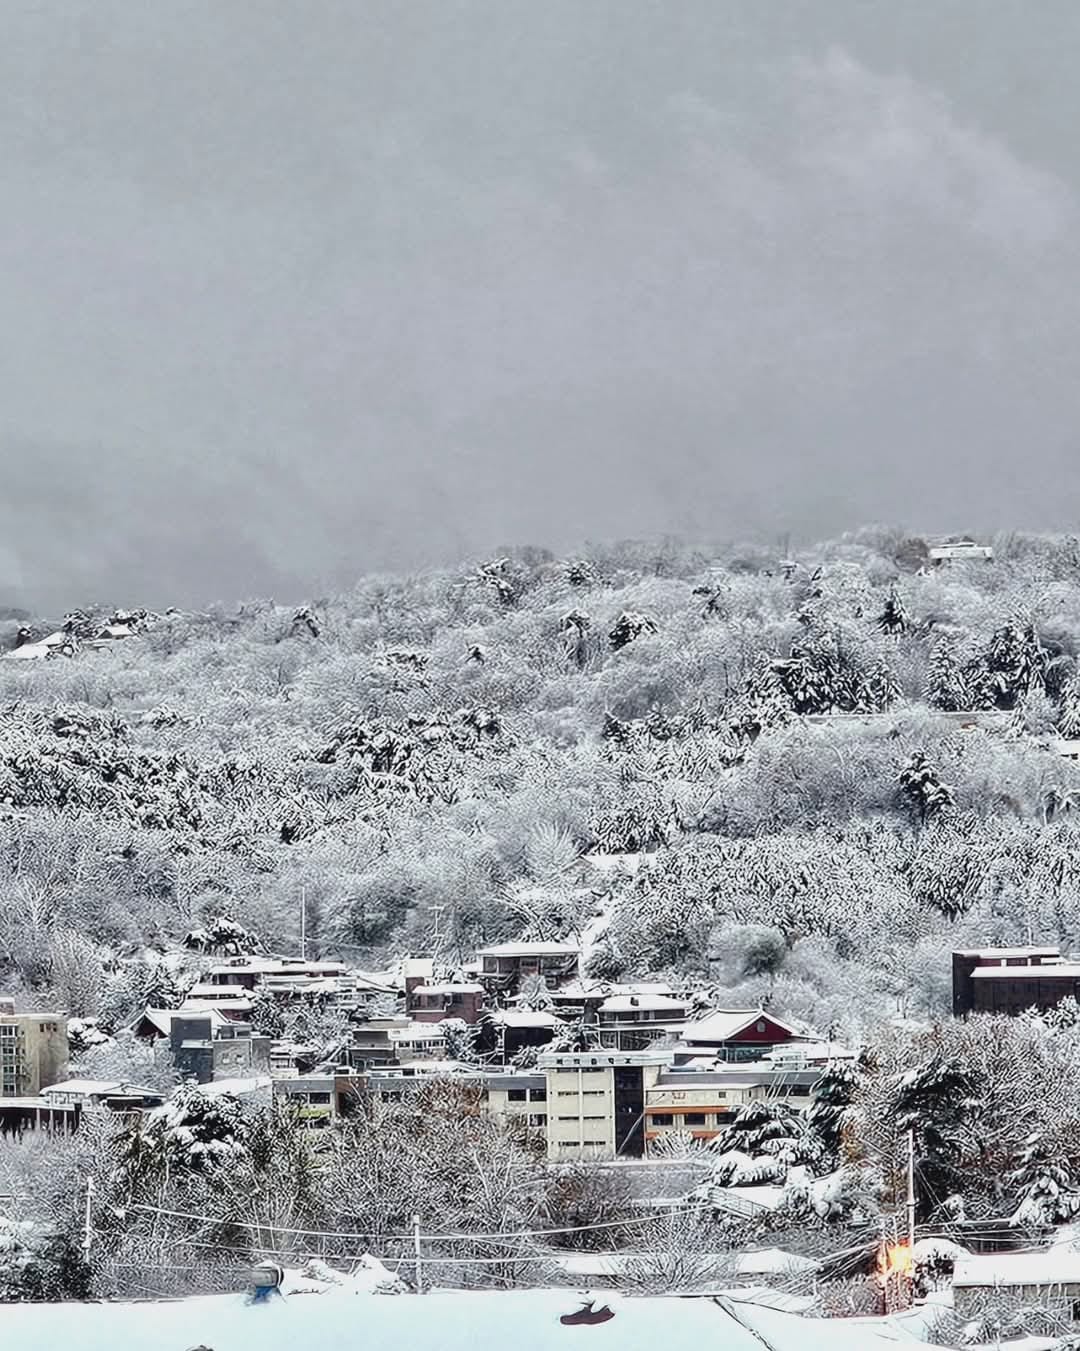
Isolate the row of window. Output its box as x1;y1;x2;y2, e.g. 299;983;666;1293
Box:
506;1088;546;1102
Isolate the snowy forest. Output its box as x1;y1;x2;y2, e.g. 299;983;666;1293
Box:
7;527;1080;1312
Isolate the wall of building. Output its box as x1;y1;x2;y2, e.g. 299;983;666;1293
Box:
545;1065;616;1159
0;1014;68;1097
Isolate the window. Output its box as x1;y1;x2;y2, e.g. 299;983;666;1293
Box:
306;1092;332;1105
582;1090;605;1097
527;1113;547;1127
649;1113;673;1126
685;1113;707;1125
449;993;462;1006
583;1115;606;1121
508;1089;527;1102
756;1022;766;1033
530;1088;547;1102
557;1114;580;1121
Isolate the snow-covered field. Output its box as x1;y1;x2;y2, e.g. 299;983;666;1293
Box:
2;1286;955;1351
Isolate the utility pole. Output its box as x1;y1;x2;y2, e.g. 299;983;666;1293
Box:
81;1175;95;1259
413;1214;423;1295
300;887;307;962
906;1129;917;1259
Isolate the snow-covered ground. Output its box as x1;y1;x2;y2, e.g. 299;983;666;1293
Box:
2;1285;956;1351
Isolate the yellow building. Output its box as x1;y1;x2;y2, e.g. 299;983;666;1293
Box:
0;1002;69;1097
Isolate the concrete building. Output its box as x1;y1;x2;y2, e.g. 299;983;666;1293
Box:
539;1048;673;1160
0;1000;68;1098
169;1013;271;1084
952;947;1071;1017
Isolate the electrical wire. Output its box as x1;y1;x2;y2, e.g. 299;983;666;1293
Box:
126;1200;712;1244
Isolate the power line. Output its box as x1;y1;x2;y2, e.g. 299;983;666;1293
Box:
126;1200;712;1244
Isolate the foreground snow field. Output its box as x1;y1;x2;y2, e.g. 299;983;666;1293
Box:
2;1286;954;1351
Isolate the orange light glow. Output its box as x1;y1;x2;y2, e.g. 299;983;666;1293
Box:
879;1243;913;1278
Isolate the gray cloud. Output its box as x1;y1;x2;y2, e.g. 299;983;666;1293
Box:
1;2;1078;609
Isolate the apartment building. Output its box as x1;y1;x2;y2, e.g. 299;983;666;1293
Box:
0;999;68;1098
643;1067;822;1146
539;1048;673;1161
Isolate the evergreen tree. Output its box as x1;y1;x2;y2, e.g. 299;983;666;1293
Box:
809;1060;860;1160
858;659;901;712
1009;1131;1080;1228
895;1055;980;1219
877;588;907;636
925;642;968;712
1058;675;1080;739
899;752;955;825
608;611;657;651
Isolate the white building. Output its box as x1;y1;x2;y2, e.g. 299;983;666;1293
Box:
539;1047;673;1160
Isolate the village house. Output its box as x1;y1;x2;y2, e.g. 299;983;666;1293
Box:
953;1251;1080;1325
168;1013;272;1084
406;981;486;1024
676;1009;805;1063
40;1079;166;1111
0;999;68;1098
927;539;994;564
952;946;1075;1016
594;992;690;1051
476;941;580;995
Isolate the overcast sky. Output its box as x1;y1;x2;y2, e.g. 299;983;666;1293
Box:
2;0;1079;608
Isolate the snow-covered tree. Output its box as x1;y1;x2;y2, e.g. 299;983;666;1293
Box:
877;589;907;636
809;1059;860;1161
1009;1131;1080;1229
899;752;954;825
608;611;657;651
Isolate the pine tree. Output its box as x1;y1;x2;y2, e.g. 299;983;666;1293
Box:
899;752;955;825
877;589;907;636
895;1055;979;1218
1009;1131;1080;1228
608;611;657;651
925;642;968;712
858;659;901;712
809;1060;860;1160
1058;676;1080;739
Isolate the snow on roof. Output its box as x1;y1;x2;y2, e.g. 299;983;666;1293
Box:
552;980;674;1001
411;983;485;996
599;993;687;1014
388;1022;447;1040
40;1079;160;1098
491;1009;562;1028
681;1009;799;1044
954;1250;1080;1288
956;946;1060;958
972;963;1080;979
0;1285;954;1351
555;1248;819;1281
1;642;53;661
477;941;581;957
197;1075;273;1097
137;1007;227;1036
